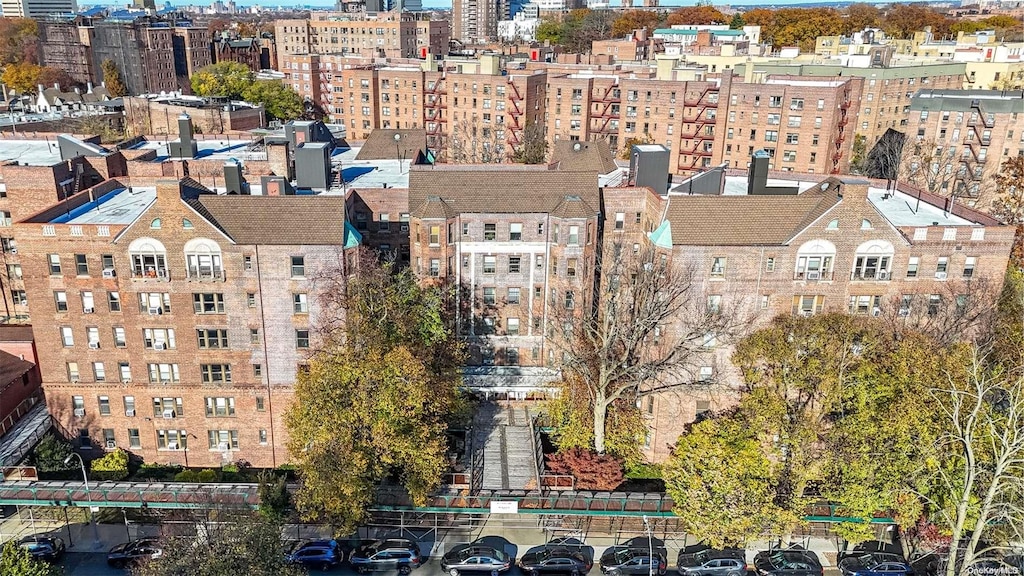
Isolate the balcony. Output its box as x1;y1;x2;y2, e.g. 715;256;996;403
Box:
186;266;225;281
131;267;171;281
793;271;834;282
850;270;892;281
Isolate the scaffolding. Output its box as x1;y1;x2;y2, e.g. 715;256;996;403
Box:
0;480;259;509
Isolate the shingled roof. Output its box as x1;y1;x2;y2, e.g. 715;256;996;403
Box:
665;181;842;246
549;140;618;174
0;349;34;387
408;168;599;217
356;129;428;161
189;196;347;245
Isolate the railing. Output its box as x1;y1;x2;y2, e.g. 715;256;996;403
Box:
540;475;575;490
186;267;225;281
131;268;171;280
794;271;833;281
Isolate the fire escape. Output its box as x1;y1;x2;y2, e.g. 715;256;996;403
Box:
831;94;852;173
318;70;332;116
958;99;993;197
425;76;447;152
677;86;719;174
591;83;621;148
506;77;525;148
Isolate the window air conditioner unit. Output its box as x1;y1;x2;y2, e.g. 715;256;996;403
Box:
121;377;131;384
84;307;94;314
9;248;15;254
806;271;820;280
161;379;170;385
73;408;85;417
102;268;116;278
936;272;948;280
872;307;881;317
899;308;911;317
154;342;165;350
877;271;889;280
125;409;135;417
166;442;178;450
162;409;176;419
802;310;814;317
218;442;229;451
71;378;79;383
18;300;27;306
88;341;99;349
106;441;117;449
148;307;161;315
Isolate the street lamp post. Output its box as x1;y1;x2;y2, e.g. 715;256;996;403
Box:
642;515;654;576
64;453;102;549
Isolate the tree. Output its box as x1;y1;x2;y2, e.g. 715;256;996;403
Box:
90;448;129;481
619;133;654;160
448;117;507;164
190;61;254;99
664;413;793;548
551;242;750;454
256;470;291;521
728;13;745;30
743;8;842;51
535;19;565;45
990;155;1024;260
0;542;58;576
666;6;727;26
36;66;74;91
896;137;999;207
511;120;548;164
882;4;953;39
101;59;127;97
133;514;305;576
535;10;617;53
611;10;662;39
928;352;1024;576
242;80;303;121
0;17;39;66
545;448;624;490
285;251;464;533
0;62;41;93
844;3;882;34
30;433;74;474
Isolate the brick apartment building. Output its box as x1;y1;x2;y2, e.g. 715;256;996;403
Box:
172;26;213;89
274;12;450;61
39;17;96;87
91;20;177;96
904;89;1024;199
11;178;355;468
212;37;262;72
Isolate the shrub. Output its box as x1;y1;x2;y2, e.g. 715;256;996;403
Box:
196;469;219;483
137;463;182;481
90;449;129;481
545;448;624;491
31;433;75;473
174;470;200;482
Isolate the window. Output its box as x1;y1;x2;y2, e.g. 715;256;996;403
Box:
243;255;253;270
259;429;268;444
148;363;180;383
250;328;260;344
208;430;239;450
484;223;496;241
428;225;440;245
200;364;232;384
98;396;111;416
567;258;577;278
290;256;305;278
119;363;131;382
963;256;976;278
507;287;521;305
943;228;957;241
792;295;825;316
54;291;68;312
914;228;928;241
765;130;778;142
786;133;799;145
507;348;520;365
568;226;580;245
143;328;175;350
296;330;310;349
156;430;187;450
971;228;985;241
564;291;575;310
710;257;726;277
184;238;223;279
462;222;469;236
81;291;94;313
765;257;776;272
128;429;141;448
861;219;873;230
483;256;496;274
129;238;167;278
483;287;496;305
509;223;522;241
379;213;391;232
108;291;121;312
187;293;223;315
928;294;941;316
247;293;256;308
615;213;625;230
293;293;309;313
507;256;522;274
936;257;949;277
761;295;770;309
139;292;171;314
48;254;62;275
907;257;920;278
699;366;714;381
507;318;520;336
205;397;235;417
536;255;544;269
91;361;105;382
253;365;263;379
429;259;440;277
197;329;228;349
75;254;89;276
849;295;882;315
111;326;126;348
68;362;81;382
61;326;74;347
150;218;162;229
853;255;890;279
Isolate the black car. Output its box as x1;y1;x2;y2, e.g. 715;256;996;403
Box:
677;549;748;576
107;538;163;568
752;550;823;576
286;539;344;572
838;554;913;576
18;536;66;563
441;545;513;576
349;538;423;574
521;547;594;576
600;546;668;576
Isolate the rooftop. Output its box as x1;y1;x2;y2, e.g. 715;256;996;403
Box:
764;78;846;88
0;139;64;167
866;187;975;227
910;89;1024;113
50;186;157;225
331;146;411;190
127;139;268;162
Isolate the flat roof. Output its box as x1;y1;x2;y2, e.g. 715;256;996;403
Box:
50;186;156;225
329;146;410;191
719;176;818;196
0;139;64;167
867;187;975;227
128;139;268;162
764;79;846;88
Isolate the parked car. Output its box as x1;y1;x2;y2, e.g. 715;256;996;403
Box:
441;545;513;576
677;549;748;576
520;547;593;576
600;546;668;576
107;538;163;568
838;554;913;576
17;535;65;563
349;538;423;574
286;539;343;572
752;550;823;576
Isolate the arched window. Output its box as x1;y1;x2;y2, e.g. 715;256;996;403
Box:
826;218;839;230
861;219;873;230
852;240;895;280
184;238;223;280
150;218;162;229
128;237;168;279
182;218;194;229
795;239;836;281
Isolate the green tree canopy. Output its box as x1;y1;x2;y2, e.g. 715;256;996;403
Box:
243;80;304;121
0;18;39;66
101;59;127;97
191;61;255;99
31;433;74;473
0;542;58;576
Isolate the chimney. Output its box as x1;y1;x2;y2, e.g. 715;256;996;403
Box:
168;114;198;159
87;81;94;93
54;83;60;91
37;84;45;95
629;144;670;196
74;87;81;94
747;150;770;195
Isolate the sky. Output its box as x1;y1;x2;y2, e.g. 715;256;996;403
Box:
100;0;877;9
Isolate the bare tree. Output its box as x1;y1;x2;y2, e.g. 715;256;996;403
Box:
927;350;1024;576
876;278;1000;347
447;117;507;164
899;137;999;207
550;240;752;453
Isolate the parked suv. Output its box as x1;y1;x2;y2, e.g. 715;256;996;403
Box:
441;545;512;576
839;553;912;576
677;549;747;576
752;550;823;576
349;539;423;574
18;536;65;563
600;546;668;576
286;539;343;572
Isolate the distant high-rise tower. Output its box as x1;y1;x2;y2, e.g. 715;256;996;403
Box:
1;0;76;17
132;0;156;9
453;0;505;43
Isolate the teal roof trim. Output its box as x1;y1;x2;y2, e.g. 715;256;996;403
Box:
344;220;363;249
648;220;673;249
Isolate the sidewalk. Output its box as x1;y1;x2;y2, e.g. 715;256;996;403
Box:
0;509;158;551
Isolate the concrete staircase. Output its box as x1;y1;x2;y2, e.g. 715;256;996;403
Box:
473;403;539;491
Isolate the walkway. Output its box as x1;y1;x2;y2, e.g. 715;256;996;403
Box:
0;402;50;467
473;403;540;491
